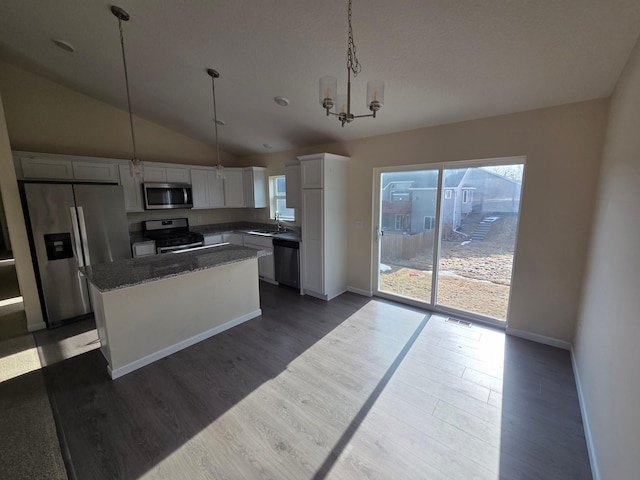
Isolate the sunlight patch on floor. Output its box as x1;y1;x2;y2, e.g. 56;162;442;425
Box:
0;335;41;383
0;296;23;308
38;328;101;367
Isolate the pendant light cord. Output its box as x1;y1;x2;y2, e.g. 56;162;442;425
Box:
211;75;221;169
117;17;138;162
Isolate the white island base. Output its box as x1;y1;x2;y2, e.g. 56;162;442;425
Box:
90;258;261;379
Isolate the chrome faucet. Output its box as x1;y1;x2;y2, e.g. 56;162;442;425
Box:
275;212;286;232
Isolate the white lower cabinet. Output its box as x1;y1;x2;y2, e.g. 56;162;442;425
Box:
223;233;244;245
242;234;275;282
204;232;244;246
132;240;156;257
302;237;323;293
203;234;223;246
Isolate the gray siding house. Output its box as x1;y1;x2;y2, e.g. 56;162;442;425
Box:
381;168;521;234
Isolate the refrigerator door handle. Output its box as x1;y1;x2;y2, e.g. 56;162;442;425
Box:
70;207;85;268
77;206;92;267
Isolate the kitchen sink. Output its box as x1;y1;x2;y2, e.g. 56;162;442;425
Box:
247;229;279;236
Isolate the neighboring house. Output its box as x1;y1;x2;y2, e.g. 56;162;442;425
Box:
381;168;521;234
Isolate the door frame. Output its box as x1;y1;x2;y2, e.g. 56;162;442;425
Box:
372;156;527;329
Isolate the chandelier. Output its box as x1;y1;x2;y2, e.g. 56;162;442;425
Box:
111;6;143;176
319;0;384;127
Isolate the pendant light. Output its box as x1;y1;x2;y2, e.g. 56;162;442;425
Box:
319;0;384;127
111;5;143;176
207;68;224;178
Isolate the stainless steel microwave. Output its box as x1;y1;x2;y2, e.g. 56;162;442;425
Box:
142;183;193;210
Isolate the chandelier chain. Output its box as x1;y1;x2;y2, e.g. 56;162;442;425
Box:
346;0;362;78
117;17;138;161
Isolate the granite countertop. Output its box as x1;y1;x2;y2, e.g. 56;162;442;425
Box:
81;244;267;293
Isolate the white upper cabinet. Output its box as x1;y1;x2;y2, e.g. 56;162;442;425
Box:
143;163;191;184
166;167;190;184
300;156;323;189
16;152;117;183
142;165;166;183
72;161;119;182
243;167;268;208
223;168;246;208
13;151;267;212
19;156;74;180
285;161;301;208
191;168;225;209
118;164;144;212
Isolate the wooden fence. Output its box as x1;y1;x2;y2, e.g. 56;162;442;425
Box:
381;231;434;260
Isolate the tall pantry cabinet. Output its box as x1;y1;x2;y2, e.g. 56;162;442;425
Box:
299;153;349;300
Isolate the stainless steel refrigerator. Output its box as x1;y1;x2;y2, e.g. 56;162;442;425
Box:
23;183;131;326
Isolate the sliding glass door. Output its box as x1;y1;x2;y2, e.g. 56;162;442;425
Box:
375;159;524;324
377;168;440;304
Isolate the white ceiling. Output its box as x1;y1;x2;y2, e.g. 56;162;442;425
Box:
0;1;639;156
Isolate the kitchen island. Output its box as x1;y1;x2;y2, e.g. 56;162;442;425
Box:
81;244;265;379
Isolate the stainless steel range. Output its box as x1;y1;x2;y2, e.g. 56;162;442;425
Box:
142;218;204;254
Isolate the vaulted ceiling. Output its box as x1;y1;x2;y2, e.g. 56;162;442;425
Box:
0;1;639;155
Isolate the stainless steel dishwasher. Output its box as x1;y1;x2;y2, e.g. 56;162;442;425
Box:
273;238;300;289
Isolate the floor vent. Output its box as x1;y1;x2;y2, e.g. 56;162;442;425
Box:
445;317;472;327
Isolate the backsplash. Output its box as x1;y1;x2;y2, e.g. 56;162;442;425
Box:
127;207;299;232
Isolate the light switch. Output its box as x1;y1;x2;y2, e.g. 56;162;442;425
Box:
355;220;363;230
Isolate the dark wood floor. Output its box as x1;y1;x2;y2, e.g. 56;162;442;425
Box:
34;283;592;479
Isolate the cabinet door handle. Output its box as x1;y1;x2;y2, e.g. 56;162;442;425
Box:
70;207;85;267
77;206;92;267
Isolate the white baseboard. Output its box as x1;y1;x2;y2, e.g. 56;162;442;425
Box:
108;309;262;380
347;286;373;297
505;326;572;350
570;346;600;480
27;320;47;332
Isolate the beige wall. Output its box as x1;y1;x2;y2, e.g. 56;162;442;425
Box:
0;60;236;167
0;91;45;331
574;37;640;480
242;99;608;343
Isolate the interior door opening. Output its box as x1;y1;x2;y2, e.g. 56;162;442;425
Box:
375;159;524;325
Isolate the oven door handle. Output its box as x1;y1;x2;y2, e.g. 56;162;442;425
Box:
157;241;203;253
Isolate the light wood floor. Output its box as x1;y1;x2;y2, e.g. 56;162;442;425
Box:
34;283;591;479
